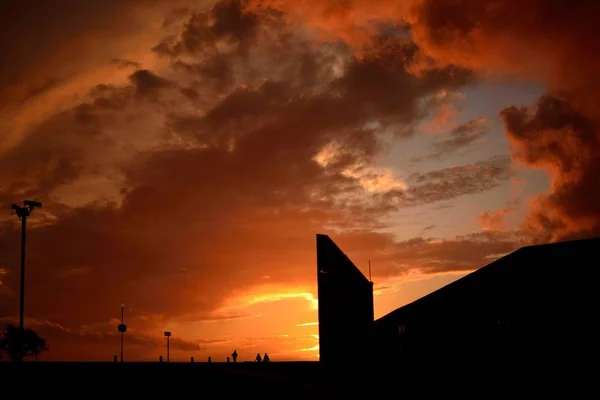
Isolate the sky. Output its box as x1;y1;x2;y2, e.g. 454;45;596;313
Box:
0;0;599;362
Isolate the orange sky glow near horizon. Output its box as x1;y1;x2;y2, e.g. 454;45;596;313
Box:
1;0;599;361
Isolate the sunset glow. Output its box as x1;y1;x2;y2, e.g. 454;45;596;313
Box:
1;0;599;362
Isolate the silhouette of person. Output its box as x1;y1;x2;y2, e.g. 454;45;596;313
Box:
263;353;270;363
255;353;262;362
231;350;238;363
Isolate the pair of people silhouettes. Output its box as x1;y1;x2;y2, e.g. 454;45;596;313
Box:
256;353;270;362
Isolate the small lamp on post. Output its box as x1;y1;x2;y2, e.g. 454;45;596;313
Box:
117;303;127;363
164;331;171;363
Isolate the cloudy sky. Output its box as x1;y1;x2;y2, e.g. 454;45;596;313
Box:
0;0;598;361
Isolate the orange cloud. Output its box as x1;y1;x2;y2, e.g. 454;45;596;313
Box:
0;1;193;151
245;0;412;53
478;207;512;231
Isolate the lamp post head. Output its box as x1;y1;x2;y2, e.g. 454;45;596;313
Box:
121;303;125;308
164;331;171;337
12;200;42;218
11;203;27;218
23;200;42;209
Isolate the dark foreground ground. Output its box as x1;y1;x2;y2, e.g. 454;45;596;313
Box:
1;361;334;396
0;358;594;397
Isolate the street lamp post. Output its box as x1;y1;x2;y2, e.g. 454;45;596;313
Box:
10;200;42;331
117;303;127;363
164;331;171;363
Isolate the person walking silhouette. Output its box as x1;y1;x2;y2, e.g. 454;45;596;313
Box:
231;350;238;363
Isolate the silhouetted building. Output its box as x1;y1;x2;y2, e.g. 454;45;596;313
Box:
316;234;596;367
316;234;374;365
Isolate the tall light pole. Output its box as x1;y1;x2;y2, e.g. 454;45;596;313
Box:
10;200;42;330
164;331;171;363
117;303;127;363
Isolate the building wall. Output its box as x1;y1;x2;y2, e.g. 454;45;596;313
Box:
371;238;599;364
316;234;374;365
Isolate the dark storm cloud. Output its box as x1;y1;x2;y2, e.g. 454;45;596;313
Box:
409;0;600;241
250;0;600;242
0;0;511;356
502;95;600;242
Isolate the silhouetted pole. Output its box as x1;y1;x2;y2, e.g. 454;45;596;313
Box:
121;305;124;362
10;200;42;331
19;211;26;329
117;303;127;362
164;331;171;363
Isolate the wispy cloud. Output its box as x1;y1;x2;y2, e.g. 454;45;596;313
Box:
295;322;318;327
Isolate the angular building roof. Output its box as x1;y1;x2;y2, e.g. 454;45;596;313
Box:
316;233;371;285
374;236;600;327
